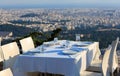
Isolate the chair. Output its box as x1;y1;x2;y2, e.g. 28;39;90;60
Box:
0;37;4;62
80;45;111;76
86;45;111;72
20;36;35;53
0;38;4;71
93;42;101;60
87;37;119;72
0;68;13;76
20;37;42;76
0;47;3;62
0;47;3;71
109;37;119;75
0;37;2;45
1;42;20;69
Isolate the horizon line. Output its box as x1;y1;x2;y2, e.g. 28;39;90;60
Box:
0;4;120;9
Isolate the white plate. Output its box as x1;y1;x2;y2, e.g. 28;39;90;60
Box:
62;50;77;55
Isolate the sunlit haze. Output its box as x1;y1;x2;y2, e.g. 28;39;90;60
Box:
0;0;120;8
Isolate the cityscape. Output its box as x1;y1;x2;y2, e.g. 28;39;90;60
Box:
0;8;120;48
1;8;120;31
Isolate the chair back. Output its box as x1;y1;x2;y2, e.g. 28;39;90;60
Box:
1;42;20;69
0;68;13;76
93;42;101;60
109;38;119;74
102;45;112;76
0;37;4;62
0;47;3;62
20;37;35;53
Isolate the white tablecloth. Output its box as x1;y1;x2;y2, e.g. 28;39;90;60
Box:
13;40;99;76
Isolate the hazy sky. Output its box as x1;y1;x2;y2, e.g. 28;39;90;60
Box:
0;0;120;8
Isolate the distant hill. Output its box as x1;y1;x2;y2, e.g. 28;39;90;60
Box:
20;13;40;17
0;24;35;37
10;20;41;25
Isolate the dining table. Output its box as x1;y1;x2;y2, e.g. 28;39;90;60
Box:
13;40;100;76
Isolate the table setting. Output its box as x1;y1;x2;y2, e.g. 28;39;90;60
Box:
22;39;93;57
13;39;99;76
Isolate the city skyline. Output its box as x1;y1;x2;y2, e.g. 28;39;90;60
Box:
0;0;120;8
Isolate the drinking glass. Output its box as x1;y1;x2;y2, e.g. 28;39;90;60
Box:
65;40;70;49
38;45;44;53
54;37;58;43
76;34;80;41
